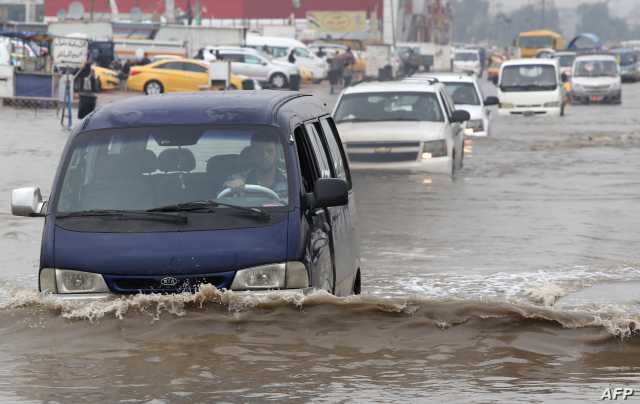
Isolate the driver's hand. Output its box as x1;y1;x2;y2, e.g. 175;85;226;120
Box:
224;178;245;189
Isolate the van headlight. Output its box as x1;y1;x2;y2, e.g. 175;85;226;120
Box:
39;268;110;294
572;83;583;92
230;262;309;290
610;81;621;90
421;139;447;159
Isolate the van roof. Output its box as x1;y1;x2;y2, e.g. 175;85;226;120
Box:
82;91;315;131
502;58;559;67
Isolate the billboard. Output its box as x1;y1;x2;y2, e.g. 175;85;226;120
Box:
307;11;367;33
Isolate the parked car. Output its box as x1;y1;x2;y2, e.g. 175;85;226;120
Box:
497;58;567;116
406;73;498;137
611;48;640;82
11;91;361;297
93;65;119;91
201;46;300;90
453;49;482;77
246;35;328;81
570;54;621;104
127;59;257;94
332;81;469;175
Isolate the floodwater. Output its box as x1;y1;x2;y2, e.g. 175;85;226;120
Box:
1;84;640;403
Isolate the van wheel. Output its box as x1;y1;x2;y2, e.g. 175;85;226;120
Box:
144;80;164;95
352;270;361;295
269;73;288;89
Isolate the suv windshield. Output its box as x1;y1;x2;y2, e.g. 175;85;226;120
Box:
573;60;618;77
455;52;478;61
54;125;289;213
500;64;558;91
443;82;480;105
334;92;444;123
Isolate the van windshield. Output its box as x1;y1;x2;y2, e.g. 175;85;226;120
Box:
334;92;444;123
500;65;558;92
54;125;289;214
573;60;618;77
454;52;478;61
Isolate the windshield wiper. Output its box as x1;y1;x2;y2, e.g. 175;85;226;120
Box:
56;209;188;224
147;200;271;221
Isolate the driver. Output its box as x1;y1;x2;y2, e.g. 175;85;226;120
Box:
224;133;287;196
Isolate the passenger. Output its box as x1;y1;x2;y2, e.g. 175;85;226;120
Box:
452;86;476;105
224;134;287;196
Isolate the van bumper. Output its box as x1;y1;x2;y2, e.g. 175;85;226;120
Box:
498;107;561;117
46;288;316;301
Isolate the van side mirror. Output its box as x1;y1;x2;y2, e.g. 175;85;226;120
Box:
451;110;471;123
484;96;499;106
311;178;348;208
11;187;45;217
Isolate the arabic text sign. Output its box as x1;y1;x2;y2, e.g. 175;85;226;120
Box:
307;11;367;33
53;37;89;68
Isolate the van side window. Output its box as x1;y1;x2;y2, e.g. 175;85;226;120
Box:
304;123;332;178
294;126;318;193
319;117;350;186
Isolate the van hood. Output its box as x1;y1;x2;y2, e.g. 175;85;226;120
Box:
498;89;559;105
52;219;289;276
336;121;447;143
572;76;619;86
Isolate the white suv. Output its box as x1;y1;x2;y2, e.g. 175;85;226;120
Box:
405;73;498;137
332;81;469;175
202;46;300;89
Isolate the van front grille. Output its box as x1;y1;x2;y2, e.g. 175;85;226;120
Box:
103;271;235;294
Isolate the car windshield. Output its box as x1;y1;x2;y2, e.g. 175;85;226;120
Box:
443;82;480;105
518;36;554;48
455;52;478;61
557;54;576;67
334;92;444;123
500;65;558;91
54;126;289;213
573;60;618;77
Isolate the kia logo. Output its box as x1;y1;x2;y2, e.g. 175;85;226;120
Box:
160;277;179;287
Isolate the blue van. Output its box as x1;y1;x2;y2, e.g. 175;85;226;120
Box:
11;91;361;297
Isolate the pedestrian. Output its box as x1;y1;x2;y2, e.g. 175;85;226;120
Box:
288;49;296;64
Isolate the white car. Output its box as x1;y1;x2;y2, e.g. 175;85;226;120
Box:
246;35;328;81
332;82;469;175
202;46;300;89
570;54;622;105
497;58;566;117
405;73;498;137
453;49;482;77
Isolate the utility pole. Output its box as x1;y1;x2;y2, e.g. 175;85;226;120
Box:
541;0;546;28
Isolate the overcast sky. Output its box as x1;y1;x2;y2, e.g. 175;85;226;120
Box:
493;0;636;16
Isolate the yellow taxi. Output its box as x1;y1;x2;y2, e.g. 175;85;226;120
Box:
93;66;120;91
127;59;255;94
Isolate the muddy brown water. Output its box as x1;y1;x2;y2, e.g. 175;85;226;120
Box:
1;85;640;403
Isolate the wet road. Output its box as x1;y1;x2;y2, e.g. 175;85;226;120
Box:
1;82;640;403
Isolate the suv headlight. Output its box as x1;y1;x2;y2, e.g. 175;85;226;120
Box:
421;139;447;159
40;268;110;294
230;262;309;290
